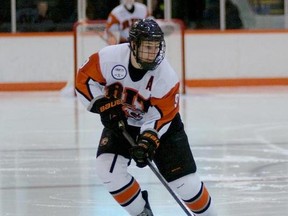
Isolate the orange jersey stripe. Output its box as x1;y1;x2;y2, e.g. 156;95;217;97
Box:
75;53;106;100
112;179;141;205
151;82;180;131
185;184;211;212
106;13;120;29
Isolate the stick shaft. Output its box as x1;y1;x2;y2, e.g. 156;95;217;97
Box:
120;125;193;216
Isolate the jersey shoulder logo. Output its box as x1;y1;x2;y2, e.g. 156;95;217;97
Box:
111;65;127;80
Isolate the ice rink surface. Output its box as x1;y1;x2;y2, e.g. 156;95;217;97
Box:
0;86;288;216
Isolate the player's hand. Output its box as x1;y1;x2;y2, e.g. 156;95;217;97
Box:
89;96;127;130
130;130;160;168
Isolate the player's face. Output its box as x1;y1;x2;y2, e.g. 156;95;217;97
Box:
123;0;134;4
138;41;160;63
122;0;135;9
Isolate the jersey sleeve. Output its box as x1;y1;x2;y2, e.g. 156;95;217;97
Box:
106;13;120;31
152;82;180;128
75;53;106;109
141;82;180;137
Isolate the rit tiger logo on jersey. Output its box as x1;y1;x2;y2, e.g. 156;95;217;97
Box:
105;81;152;120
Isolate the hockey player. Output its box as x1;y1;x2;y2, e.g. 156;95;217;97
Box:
104;0;150;44
75;19;217;216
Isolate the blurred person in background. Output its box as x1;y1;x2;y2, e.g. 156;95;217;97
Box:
16;0;55;32
104;0;151;44
34;1;53;23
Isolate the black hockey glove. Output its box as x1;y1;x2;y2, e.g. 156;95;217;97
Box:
130;130;159;168
89;96;127;130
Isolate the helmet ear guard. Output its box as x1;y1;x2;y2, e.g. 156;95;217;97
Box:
128;19;166;70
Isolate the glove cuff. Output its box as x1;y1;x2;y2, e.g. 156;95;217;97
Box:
140;130;160;149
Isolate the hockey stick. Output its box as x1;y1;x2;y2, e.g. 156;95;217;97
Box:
97;30;119;45
118;121;193;216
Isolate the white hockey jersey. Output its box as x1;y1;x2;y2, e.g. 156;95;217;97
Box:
76;43;180;137
106;2;150;43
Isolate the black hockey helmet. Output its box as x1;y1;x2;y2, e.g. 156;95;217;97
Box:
128;19;166;70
